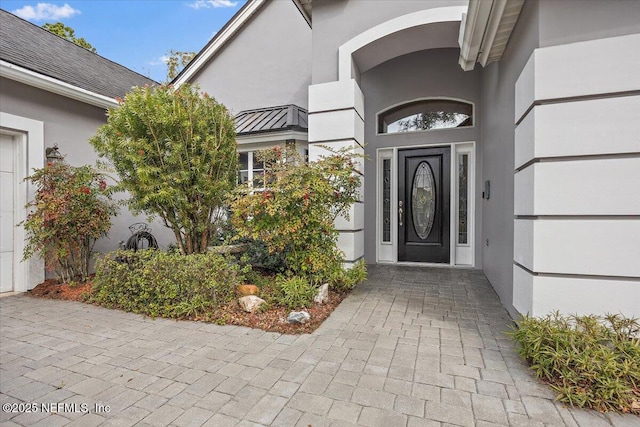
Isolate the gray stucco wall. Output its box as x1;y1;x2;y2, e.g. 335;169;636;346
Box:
479;0;640;317
479;0;539;317
360;48;482;265
311;0;467;84
191;0;311;114
0;78;175;257
538;0;640;48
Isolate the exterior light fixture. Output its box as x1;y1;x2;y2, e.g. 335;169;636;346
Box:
45;144;64;163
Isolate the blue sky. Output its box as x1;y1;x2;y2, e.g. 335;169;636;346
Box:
1;1;246;82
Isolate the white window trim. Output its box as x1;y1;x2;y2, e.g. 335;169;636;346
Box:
376;149;395;263
238;150;264;189
454;143;475;266
375;97;476;136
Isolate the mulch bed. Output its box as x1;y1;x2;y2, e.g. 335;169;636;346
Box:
28;279;349;335
211;290;349;334
29;278;93;301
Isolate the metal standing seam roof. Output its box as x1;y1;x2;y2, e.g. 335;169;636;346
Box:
235;104;308;135
0;9;156;99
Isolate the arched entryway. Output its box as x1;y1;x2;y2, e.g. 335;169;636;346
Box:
308;6;480;267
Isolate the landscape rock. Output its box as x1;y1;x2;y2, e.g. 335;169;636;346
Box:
287;311;311;324
313;283;329;304
237;284;259;296
238;295;266;313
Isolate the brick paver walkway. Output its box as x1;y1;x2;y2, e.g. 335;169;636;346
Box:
1;266;637;426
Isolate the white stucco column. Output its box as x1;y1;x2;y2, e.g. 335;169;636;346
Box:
512;34;640;317
308;79;365;265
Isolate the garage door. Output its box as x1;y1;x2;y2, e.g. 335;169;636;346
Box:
0;133;15;293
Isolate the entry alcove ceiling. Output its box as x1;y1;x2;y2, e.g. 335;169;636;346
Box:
351;21;461;75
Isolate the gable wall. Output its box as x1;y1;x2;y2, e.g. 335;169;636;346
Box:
190;0;311;114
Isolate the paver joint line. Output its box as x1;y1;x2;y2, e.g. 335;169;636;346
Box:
0;266;635;426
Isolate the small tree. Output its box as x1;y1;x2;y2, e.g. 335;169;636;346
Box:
42;22;97;53
165;50;196;81
231;146;361;283
21;162;116;283
90;84;238;254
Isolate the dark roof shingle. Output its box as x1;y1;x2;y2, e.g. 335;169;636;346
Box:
235;105;308;135
0;9;156;99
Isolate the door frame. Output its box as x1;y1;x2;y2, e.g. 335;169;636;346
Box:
376;141;475;267
0;112;45;292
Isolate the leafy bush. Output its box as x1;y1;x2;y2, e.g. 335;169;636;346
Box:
275;275;315;309
91;250;241;318
21;162;116;282
231;146;361;284
328;259;368;291
90;84;238;254
243;239;287;273
510;313;640;413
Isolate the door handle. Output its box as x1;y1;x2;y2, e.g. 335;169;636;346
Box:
399;201;403;227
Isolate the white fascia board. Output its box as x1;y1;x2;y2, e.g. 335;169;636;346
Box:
458;0;493;71
478;0;525;67
477;0;507;67
236;130;308;145
1;60;118;109
174;0;266;87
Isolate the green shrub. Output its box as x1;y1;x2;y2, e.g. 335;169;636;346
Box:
21;162;117;283
91;250;241;318
509;313;640;413
244;239;287;273
328;259;368;291
231;146;361;284
275;275;315;309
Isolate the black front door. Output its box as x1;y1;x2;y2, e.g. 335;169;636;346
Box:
398;147;450;263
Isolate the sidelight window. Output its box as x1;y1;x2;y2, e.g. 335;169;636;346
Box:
458;153;468;245
382;158;391;243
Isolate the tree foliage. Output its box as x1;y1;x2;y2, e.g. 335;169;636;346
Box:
165;50;196;81
231;146;362;284
397;111;466;132
21;162;117;282
89;84;238;254
42;22;96;53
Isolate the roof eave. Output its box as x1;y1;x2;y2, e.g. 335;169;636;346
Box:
237;125;308;137
236;129;308;145
458;0;524;71
1;60;118;109
292;0;312;27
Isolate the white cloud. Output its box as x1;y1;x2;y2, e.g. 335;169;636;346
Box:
188;0;238;10
12;3;80;21
148;55;171;66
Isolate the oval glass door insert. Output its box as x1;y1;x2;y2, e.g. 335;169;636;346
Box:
412;161;436;239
